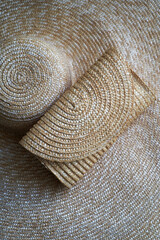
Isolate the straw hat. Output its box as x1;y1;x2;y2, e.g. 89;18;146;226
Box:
1;0;159;239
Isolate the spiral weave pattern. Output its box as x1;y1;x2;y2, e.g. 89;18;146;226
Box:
41;71;155;188
1;0;159;239
20;50;133;162
0;38;71;129
20;49;155;187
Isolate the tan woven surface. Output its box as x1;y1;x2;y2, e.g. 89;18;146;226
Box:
0;37;72;129
20;50;134;162
20;50;155;188
1;0;160;239
39;70;156;188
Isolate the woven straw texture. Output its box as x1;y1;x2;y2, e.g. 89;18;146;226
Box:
1;0;160;239
20;50;155;188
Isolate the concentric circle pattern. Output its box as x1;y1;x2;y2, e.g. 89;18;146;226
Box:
1;0;159;238
20;50;133;162
40;70;155;188
0;37;71;129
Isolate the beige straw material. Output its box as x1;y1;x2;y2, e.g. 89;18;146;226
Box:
0;0;113;130
40;72;156;188
1;0;160;239
0;37;72;130
20;49;155;188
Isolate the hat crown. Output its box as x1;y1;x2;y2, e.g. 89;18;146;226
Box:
0;37;72;130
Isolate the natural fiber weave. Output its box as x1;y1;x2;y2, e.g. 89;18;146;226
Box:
0;37;72;129
39;70;156;188
1;0;160;239
20;49;133;162
0;0;113;130
20;49;155;188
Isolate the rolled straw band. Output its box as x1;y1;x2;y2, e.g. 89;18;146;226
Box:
20;49;155;188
